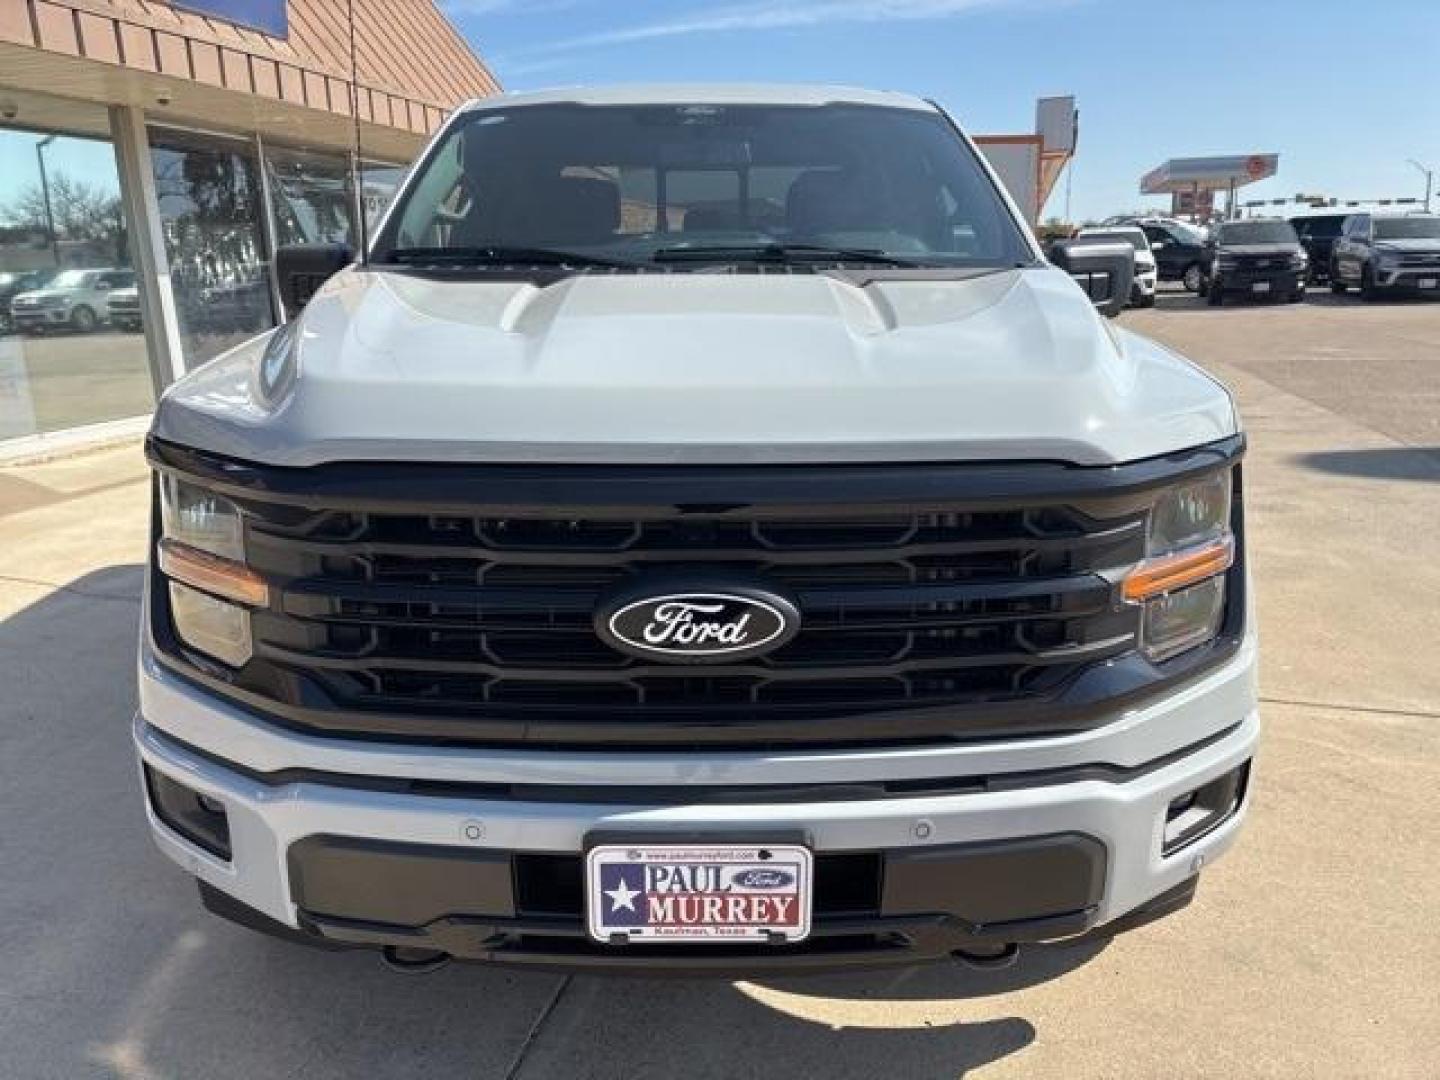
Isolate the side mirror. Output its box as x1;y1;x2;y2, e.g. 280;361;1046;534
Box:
1048;239;1134;319
275;243;353;320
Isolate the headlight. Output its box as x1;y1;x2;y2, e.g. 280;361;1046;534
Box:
1147;471;1231;555
157;477;266;667
166;582;253;668
160;475;244;561
1125;470;1235;662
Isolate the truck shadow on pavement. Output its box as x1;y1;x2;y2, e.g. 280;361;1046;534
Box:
1294;446;1440;483
0;565;1102;1080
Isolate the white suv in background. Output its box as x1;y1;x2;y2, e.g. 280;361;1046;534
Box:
1078;226;1157;307
8;267;135;334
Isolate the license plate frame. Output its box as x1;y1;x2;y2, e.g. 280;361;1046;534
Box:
585;841;813;944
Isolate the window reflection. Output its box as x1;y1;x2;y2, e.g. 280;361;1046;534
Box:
264;146;355;247
359;162;406;236
149;129;275;369
0;125;152;438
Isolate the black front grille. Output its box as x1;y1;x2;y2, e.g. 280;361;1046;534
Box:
148;439;1246;749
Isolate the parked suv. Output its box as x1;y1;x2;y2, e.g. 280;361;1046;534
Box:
136;86;1257;976
107;285;143;332
1077;226;1157;306
1132;219;1209;292
0;269;55;333
1288;212;1346;284
1329;212;1440;299
9;267;135;333
1201;219;1307;305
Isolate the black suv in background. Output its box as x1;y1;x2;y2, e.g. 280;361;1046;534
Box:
1329;213;1440;299
1288;213;1346;283
1135;219;1209;291
1201;219;1307;305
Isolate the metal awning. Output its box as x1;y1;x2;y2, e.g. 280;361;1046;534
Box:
1141;155;1279;194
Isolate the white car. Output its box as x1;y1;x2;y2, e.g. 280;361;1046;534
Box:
136;84;1256;976
9;267;135;334
1078;226;1158;307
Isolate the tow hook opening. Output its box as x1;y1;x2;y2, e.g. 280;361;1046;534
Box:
950;942;1020;970
381;946;452;974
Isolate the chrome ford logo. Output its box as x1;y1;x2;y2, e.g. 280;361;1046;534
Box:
732;868;795;889
597;585;799;664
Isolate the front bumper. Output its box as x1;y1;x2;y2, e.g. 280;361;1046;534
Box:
1213;269;1306;295
135;632;1259;973
1373;265;1440;290
11;308;68;327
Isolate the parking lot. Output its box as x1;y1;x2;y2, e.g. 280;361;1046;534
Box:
1;288;1436;1078
0;330;153;437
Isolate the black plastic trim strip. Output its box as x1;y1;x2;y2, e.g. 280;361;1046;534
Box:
146;434;1244;515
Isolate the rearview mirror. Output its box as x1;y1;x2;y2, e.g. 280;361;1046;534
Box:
275;243;354;320
1047;239;1135;319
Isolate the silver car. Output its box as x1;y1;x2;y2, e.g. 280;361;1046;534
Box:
9;267;135;334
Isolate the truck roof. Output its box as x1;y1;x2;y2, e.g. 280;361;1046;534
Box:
458;83;937;114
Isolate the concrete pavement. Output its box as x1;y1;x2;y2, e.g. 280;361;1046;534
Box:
1;293;1436;1078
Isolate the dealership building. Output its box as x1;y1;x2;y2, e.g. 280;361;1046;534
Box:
0;0;497;451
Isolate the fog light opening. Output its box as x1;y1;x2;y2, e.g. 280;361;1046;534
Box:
1161;761;1250;856
143;764;232;861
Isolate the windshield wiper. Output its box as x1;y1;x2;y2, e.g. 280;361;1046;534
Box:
384;245;639;268
650;243;924;267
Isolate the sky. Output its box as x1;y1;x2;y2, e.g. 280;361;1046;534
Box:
442;0;1440;222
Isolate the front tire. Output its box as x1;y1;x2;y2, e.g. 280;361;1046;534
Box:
1182;263;1204;293
1360;265;1380;301
69;304;97;333
1207;279;1223;306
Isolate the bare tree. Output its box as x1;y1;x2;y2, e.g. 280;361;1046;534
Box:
2;171;126;261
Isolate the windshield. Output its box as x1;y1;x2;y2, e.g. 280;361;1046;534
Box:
1374;217;1440;240
375;103;1032;268
1294;217;1343;239
1216;221;1298;245
1081;230;1147;252
46;270;94;288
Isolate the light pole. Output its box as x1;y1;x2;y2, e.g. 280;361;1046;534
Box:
1408;159;1434;213
35;134;60;268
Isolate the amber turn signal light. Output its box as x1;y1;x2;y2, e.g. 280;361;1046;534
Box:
157;539;270;608
1122;535;1234;603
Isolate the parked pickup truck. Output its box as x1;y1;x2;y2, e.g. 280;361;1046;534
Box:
136;85;1257;976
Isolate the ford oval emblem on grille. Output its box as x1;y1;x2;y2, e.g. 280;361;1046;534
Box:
596;583;800;664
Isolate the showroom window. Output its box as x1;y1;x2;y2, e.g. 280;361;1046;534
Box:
0;118;152;440
149;128;276;370
264;145;357;248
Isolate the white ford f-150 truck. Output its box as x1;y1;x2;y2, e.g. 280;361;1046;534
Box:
136;84;1256;975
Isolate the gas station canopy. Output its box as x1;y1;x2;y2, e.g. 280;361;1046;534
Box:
1141;154;1279;194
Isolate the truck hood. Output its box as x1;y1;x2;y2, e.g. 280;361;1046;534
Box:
1374;239;1440;255
153;265;1237;467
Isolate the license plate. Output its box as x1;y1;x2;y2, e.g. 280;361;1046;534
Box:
1419;278;1437;289
586;843;812;943
1251;282;1271;293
